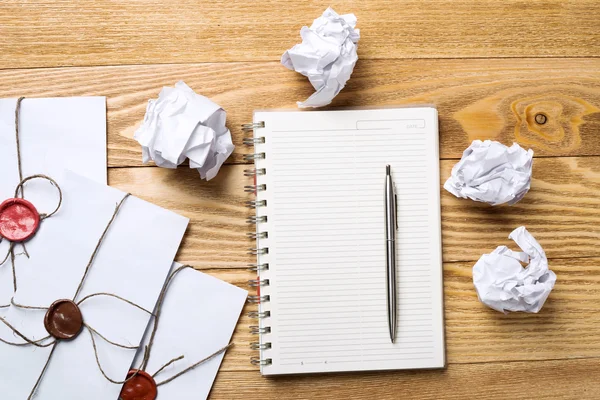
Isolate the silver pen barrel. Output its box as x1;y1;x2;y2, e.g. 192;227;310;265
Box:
385;165;397;343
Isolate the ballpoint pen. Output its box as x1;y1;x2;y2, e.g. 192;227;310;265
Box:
385;164;398;343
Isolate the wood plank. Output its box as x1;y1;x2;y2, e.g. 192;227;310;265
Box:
1;1;599;68
108;155;600;266
0;59;598;166
198;254;600;372
211;359;600;399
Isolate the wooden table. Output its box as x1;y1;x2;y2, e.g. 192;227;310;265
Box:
2;1;600;398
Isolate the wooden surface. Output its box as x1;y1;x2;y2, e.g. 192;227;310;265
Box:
2;0;600;398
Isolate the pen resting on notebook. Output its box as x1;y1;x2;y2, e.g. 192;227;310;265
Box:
385;165;398;343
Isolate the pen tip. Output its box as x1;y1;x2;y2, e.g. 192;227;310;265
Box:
386;165;391;173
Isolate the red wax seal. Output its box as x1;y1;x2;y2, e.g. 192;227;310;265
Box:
44;299;84;340
0;198;40;242
119;370;158;400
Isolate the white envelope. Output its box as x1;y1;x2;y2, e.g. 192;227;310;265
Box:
129;265;247;400
0;170;189;399
0;97;108;309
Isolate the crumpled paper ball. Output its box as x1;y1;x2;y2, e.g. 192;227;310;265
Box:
281;7;360;108
473;226;556;313
134;81;234;181
444;140;534;206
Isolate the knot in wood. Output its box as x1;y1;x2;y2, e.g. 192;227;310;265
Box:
535;113;548;125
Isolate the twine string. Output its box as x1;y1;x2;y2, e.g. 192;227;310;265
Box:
10;246;16;292
155;343;232;387
13;174;63;220
86;326;153;385
27;343;58;400
77;293;153;316
0;242;12;265
134;265;234;388
0;315;55;348
140;265;193;371
151;355;184;378
0;242;10;309
85;323;138;350
20;242;30;259
15;97;25;192
73;194;130;301
11;298;48;310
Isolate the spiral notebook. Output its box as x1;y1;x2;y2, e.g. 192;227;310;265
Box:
244;107;445;375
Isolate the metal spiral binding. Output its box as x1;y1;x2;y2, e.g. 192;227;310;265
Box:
246;200;267;208
244;184;266;193
244;168;266;177
247;231;268;239
248;279;270;287
248;248;268;255
247;215;267;224
247;311;271;319
244;120;271;368
250;326;271;334
247;263;269;272
243;153;265;162
247;295;270;303
251;357;272;366
243;137;265;145
242;121;265;131
250;342;272;350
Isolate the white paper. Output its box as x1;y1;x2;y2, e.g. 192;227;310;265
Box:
128;264;247;400
0;97;107;311
444;140;533;206
0;170;189;399
473;226;556;313
134;81;234;181
281;7;360;108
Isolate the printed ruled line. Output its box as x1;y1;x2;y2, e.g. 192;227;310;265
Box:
279;349;435;359
278;343;434;352
273;237;430;245
270;134;426;142
274;254;432;262
272;202;429;210
274;262;431;269
277;304;433;311
271;180;429;188
276;331;434;339
275;279;431;288
276;314;433;323
278;355;435;366
276;310;432;319
271;147;427;155
276;333;434;343
268;160;429;167
277;321;433;329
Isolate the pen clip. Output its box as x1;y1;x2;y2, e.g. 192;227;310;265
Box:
394;192;398;230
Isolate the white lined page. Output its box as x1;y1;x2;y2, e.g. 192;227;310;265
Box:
253;108;444;375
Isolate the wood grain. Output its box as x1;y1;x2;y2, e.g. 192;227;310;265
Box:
200;254;600;372
108;155;600;266
4;1;599;396
1;1;599;68
0;59;597;165
211;359;600;399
